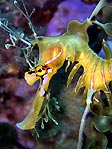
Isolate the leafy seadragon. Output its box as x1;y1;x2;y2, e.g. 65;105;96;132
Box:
0;0;112;148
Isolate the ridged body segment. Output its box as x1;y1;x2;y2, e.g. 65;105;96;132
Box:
76;47;112;91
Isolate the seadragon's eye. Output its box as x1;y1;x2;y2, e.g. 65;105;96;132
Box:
35;65;47;76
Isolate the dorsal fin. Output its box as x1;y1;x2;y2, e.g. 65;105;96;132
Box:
67;20;91;42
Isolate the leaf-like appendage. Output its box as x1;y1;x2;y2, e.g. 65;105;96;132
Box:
52;97;60;111
41;119;44;129
5;44;13;49
86;127;108;149
93;20;112;36
91;109;112;132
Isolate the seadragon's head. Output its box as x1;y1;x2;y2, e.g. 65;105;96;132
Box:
24;36;67;86
16;36;67;130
